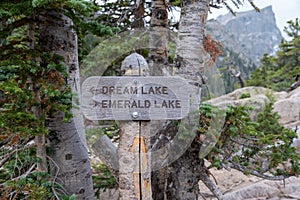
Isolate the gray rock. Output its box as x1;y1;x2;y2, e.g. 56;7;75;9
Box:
204;86;300;200
222;177;300;200
207;86;300;124
274;98;300;125
205;86;271;119
223;182;281;200
215;6;283;66
206;6;283;93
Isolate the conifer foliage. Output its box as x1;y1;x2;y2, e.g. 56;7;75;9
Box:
199;101;300;180
247;18;300;91
0;0;116;198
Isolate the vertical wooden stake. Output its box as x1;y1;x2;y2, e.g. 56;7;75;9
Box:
140;122;152;200
119;121;141;199
118;53;152;200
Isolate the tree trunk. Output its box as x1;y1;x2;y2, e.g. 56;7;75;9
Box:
167;142;204;199
39;11;94;199
170;0;211;199
149;0;169;76
148;0;169;199
175;0;210;82
132;0;145;28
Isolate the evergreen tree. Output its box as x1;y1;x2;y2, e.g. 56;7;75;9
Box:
201;102;300;181
247;18;300;91
0;0;117;198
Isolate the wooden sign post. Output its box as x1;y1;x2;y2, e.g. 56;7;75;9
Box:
117;53;150;200
82;53;190;200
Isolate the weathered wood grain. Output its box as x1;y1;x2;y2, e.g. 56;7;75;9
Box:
81;76;190;120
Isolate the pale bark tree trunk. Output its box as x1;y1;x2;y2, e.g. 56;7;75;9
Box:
174;0;210;82
39;11;94;199
169;0;211;199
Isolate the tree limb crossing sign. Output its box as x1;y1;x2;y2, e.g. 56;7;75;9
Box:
81;76;190;120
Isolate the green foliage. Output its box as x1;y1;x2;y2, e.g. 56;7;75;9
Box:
0;147;74;199
80;30;150;78
239;92;251;99
247;18;300;91
92;163;117;198
85;122;119;146
199;102;300;177
215;47;257;94
0;0;121;197
0;0;119;198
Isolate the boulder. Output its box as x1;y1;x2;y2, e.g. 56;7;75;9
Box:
273;98;300;125
206;86;300;131
288;86;300;98
199;168;300;200
205;86;271;119
206;86;272;103
222;177;300;200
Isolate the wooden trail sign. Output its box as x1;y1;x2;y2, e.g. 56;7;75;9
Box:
89;52;194;200
81;76;190;121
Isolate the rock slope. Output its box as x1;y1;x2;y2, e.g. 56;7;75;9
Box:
210;5;283;66
206;6;283;93
202;86;300;200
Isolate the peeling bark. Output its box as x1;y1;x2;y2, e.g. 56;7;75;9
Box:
118;121;140;200
170;0;212;199
149;0;169;76
119;53;152;200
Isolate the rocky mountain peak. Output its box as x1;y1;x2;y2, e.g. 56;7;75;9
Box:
213;5;283;65
206;6;283;93
217;5;275;28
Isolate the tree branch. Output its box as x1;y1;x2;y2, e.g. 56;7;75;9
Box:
11;164;36;181
47;155;62;199
229;161;286;181
0;144;34;168
92;134;119;179
199;168;224;200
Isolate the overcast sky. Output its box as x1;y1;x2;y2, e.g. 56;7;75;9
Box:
208;0;300;39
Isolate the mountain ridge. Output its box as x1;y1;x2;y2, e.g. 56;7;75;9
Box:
206;6;283;93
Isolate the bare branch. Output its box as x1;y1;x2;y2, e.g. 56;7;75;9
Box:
0;144;34;168
248;0;260;12
199;169;224;200
229;161;286;181
11;164;36;181
209;3;222;9
47;155;67;199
